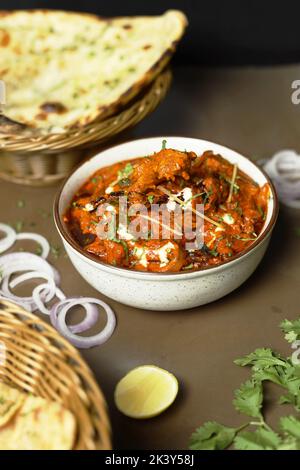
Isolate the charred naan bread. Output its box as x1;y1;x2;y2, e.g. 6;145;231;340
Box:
0;10;187;132
0;383;76;450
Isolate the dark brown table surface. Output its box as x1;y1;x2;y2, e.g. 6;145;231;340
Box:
1;65;300;450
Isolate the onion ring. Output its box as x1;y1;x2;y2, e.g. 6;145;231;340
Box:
0;224;16;254
263;150;300;208
2;271;57;312
54;298;116;349
32;284;66;315
0;254;60;311
16;232;50;258
50;298;99;334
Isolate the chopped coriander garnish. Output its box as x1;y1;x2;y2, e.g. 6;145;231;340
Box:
38;209;51;219
220;173;240;192
91;175;103;184
203;188;213;204
257;205;266;220
202;244;218;257
36;246;43;256
147;195;155;204
14;220;24;233
118;178;131;187
234;235;257;242
17;199;25;208
109;237;129;261
210;248;219;257
161;139;167;150
183;263;194;270
118;163;133;179
184;192;205;205
50;245;62;259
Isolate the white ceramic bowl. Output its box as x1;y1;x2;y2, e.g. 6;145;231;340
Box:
54;137;278;311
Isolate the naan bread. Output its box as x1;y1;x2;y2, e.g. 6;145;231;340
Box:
0;392;76;450
0;10;187;132
0;382;25;427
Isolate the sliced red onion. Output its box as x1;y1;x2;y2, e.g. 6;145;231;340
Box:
32;285;66;315
0;252;60;283
53;298;116;349
0;254;60;311
0;228;117;348
263;150;300;208
50;298;99;334
32;280;56;315
2;272;56;312
16;232;50;259
0;224;16;254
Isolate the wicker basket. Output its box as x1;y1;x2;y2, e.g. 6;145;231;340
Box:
0;299;111;450
0;69;171;186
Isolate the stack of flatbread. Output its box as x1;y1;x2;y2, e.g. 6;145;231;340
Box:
0;10;187;133
0;382;76;450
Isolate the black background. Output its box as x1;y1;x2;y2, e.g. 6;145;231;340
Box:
1;0;300;65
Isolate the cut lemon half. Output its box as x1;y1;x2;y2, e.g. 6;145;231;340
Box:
114;365;179;419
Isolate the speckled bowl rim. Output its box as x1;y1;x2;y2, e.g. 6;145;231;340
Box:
54;136;279;281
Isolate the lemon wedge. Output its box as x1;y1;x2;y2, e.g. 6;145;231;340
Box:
114;365;179;419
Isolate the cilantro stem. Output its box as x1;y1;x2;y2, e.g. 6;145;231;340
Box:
250;418;273;433
236;422;250;433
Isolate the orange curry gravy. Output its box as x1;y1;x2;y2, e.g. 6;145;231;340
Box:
64;148;270;273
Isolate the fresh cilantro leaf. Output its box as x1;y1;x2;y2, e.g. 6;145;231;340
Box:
278;436;300;450
161;139;167;150
147;195;155;204
280;416;300;439
189;316;300;451
234;348;287;370
118;178;131;187
252;366;287;386
281;319;300;343
234;428;281;450
286;331;299;343
233;380;263;418
189;421;236;450
278;394;294;406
